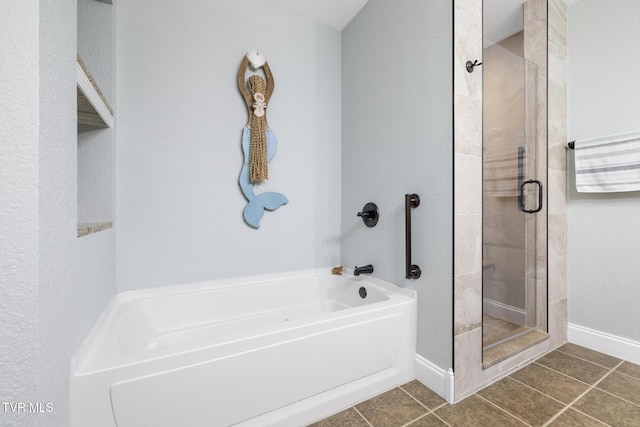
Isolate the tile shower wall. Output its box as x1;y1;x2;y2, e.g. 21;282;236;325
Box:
482;32;528;320
547;0;568;349
453;0;567;401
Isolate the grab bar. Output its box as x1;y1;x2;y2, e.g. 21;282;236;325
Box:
405;194;422;279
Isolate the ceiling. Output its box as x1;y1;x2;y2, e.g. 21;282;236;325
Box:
262;0;370;31
263;1;576;35
484;0;526;45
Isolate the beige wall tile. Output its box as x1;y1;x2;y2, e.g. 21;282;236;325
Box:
454;327;484;396
536;277;548;331
453;0;482;100
548;298;568;348
454;95;482;157
549;255;567;303
548;169;567;215
548;214;567;258
524;0;548;67
455;272;483;336
455;214;482;275
455;153;482;215
548;143;568;171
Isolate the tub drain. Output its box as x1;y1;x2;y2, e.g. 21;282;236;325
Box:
359;287;367;299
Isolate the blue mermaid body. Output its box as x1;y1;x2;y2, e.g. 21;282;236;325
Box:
239;126;288;228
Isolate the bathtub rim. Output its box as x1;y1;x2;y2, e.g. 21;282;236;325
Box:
71;268;416;377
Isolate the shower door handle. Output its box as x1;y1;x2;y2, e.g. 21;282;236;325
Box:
517;146;525;212
519;180;543;213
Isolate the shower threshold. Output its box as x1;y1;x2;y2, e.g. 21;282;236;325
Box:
483;326;535;351
482;328;549;369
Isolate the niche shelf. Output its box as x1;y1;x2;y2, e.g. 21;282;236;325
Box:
76;54;114;238
77;55;113;128
77;222;113;238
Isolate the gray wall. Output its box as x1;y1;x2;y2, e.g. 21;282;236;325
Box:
38;1;80;424
116;0;342;291
0;2;40;426
567;0;640;342
1;1;117;425
40;0;117;425
342;0;453;370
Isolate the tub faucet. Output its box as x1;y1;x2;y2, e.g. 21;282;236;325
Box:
354;265;374;276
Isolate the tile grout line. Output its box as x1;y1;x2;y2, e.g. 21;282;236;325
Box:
397;385;442;427
541;360;624;427
398;384;439;412
474;393;534;427
592;383;640;409
612;364;640;383
397;385;453;427
398;386;447;414
431;402;449;412
507;375;572;407
504;374;584;425
352;405;374;427
407;401;451;426
398;411;454;427
399;412;430;427
431;411;453;427
568;407;613;427
506;368;610;427
532;361;600;387
408;403;453;427
555;348;622;370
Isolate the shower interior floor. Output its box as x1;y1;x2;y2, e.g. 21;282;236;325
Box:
482;314;549;368
482;314;530;348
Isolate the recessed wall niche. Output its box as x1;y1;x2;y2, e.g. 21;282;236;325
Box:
77;0;115;237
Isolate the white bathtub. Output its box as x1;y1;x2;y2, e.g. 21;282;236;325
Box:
71;269;416;427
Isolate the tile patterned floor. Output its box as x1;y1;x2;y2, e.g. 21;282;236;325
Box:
309;344;640;427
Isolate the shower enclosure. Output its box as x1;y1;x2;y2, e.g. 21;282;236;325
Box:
482;0;547;359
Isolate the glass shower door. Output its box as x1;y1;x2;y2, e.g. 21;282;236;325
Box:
482;23;543;351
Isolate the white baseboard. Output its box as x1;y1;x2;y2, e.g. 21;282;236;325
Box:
483;298;526;325
568;323;640;365
414;354;455;404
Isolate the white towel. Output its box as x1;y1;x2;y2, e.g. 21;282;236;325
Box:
574;131;640;193
484;146;523;197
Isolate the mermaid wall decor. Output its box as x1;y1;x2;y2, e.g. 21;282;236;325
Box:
236;50;288;228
